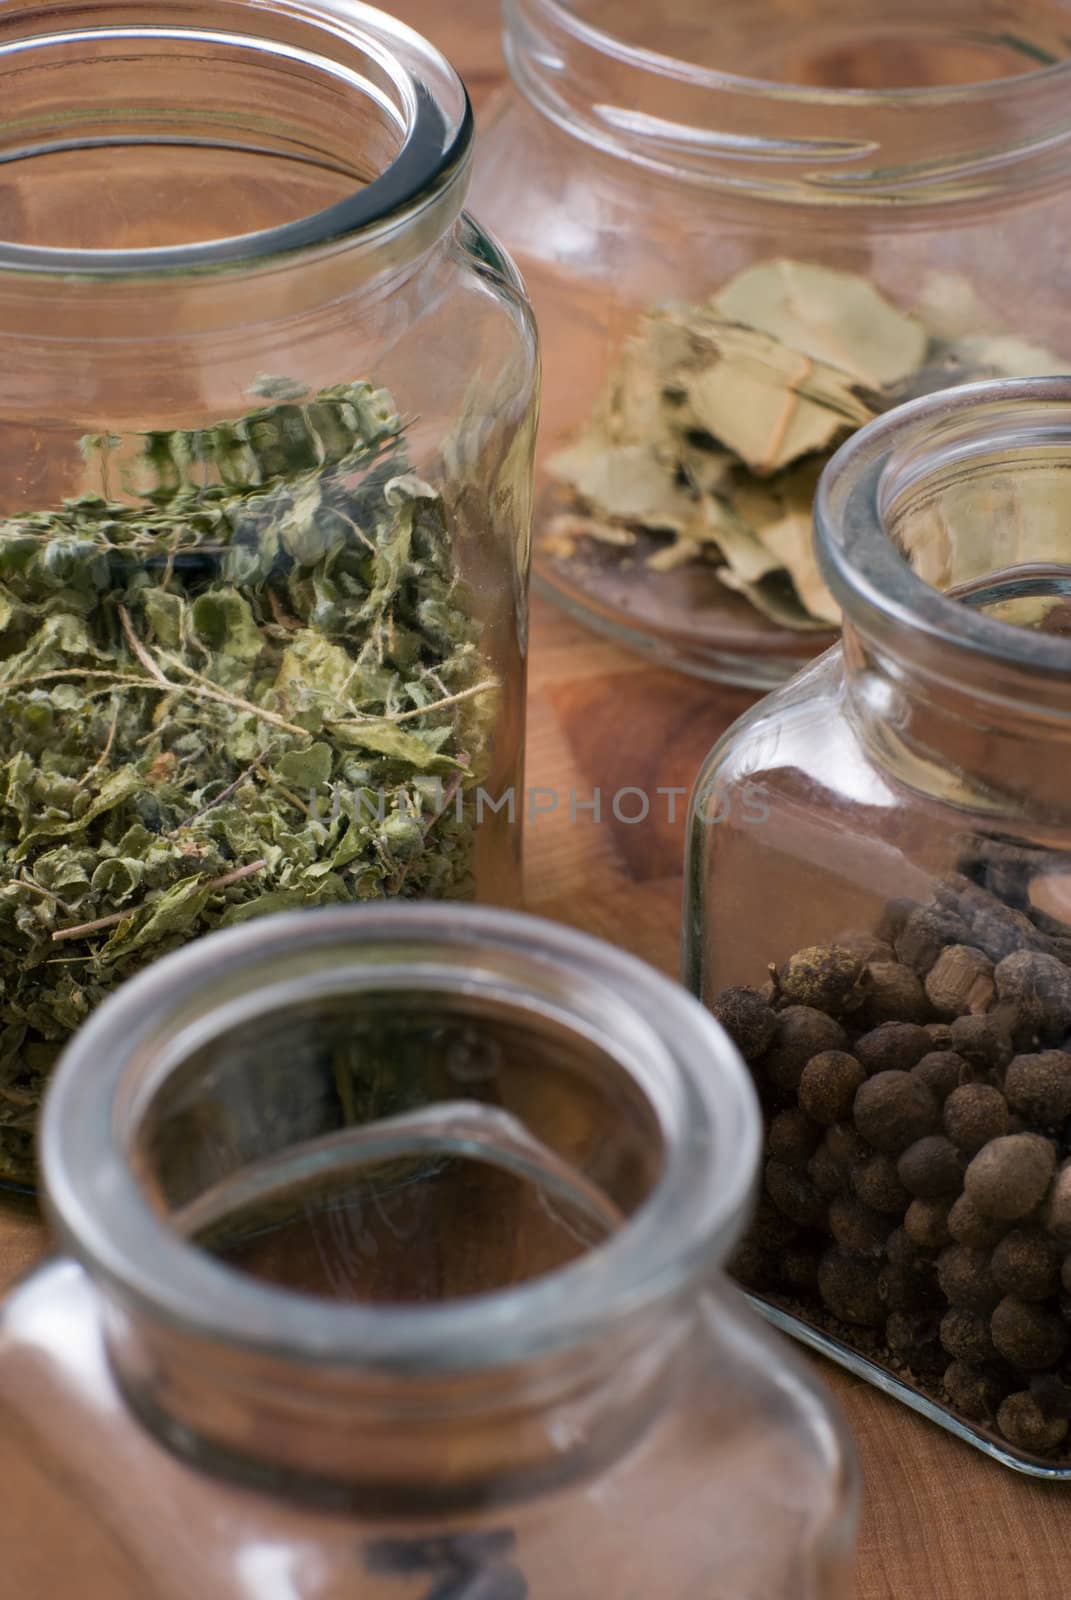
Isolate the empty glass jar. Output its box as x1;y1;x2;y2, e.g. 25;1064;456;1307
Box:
471;0;1071;685
685;376;1071;1475
0;905;857;1597
0;0;538;1186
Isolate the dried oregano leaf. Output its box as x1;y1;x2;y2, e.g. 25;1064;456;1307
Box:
0;380;500;1184
546;258;1068;630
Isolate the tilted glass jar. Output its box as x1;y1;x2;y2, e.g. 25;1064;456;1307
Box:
470;0;1071;686
0;905;857;1597
0;0;538;1186
685;376;1071;1475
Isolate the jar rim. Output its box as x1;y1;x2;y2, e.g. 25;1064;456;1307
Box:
504;0;1071;199
40;904;761;1373
0;2;473;278
524;0;1071;106
815;375;1071;693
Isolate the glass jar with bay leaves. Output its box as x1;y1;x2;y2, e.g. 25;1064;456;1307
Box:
0;0;539;1186
684;376;1071;1477
0;904;858;1599
471;0;1071;685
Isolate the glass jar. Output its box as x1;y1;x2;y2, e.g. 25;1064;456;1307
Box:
0;0;539;1188
0;905;858;1597
469;0;1071;686
685;375;1071;1475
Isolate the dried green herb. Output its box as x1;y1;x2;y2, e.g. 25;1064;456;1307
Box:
0;381;498;1184
546;262;1067;629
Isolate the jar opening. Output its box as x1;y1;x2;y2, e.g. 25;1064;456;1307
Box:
547;0;1071;92
42;906;759;1373
506;0;1071;199
0;2;472;274
816;377;1071;698
144;991;660;1306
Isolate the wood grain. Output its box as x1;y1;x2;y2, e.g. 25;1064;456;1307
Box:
0;5;1068;1597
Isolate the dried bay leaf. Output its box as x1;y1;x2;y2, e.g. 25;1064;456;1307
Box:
716;565;834;631
713;259;928;388
947;334;1069;380
549;439;695;530
544;256;1069;633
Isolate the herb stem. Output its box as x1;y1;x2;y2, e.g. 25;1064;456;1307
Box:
118;604;170;686
51;859;269;943
158;653;311;738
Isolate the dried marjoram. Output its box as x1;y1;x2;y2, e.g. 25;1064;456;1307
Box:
0;381;498;1184
546;261;1066;630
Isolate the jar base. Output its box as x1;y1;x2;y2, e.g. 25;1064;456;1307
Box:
534;467;834;686
534;553;830;689
749;1294;1071;1482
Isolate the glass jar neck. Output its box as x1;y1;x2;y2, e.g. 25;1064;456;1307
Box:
818;378;1071;826
101;1286;695;1511
503;0;1071;204
0;0;473;334
40;906;760;1508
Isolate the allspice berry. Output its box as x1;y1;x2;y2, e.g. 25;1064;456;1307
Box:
764;1160;827;1229
948;1014;1014;1074
823;1123;870;1171
854;1022;934;1076
964;1134;1056;1222
937;1245;1001;1313
925;945;996;1019
730;1239;775;1291
751;1199;799;1250
886;1312;943;1376
1047;1164;1071;1245
991;1231;1061;1301
997;1392;1070;1454
993;951;1071;1044
832;930;895;965
854;1071;940;1155
940;1307;997;1365
895;905;969;975
782;1249;820;1295
944;1360;1004;1422
991;1296;1069;1370
711;985;778;1061
1004;1050;1071;1126
897;1136;963;1200
912;1051;967;1103
761;1006;848;1093
877;898;917;944
818;1248;886;1327
1030;1373;1071;1420
881;1258;936;1314
828;1196;893;1258
860;962;932;1027
948;1193;1008;1250
775;946;865;1017
809;1143;848;1199
799;1051;866;1125
904;1198;953;1250
852;1153;911;1215
943;1084;1010;1154
767;1108;822;1166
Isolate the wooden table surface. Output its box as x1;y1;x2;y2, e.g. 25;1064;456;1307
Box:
1;5;1069;1598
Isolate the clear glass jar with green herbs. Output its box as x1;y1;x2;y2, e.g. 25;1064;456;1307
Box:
0;0;538;1186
